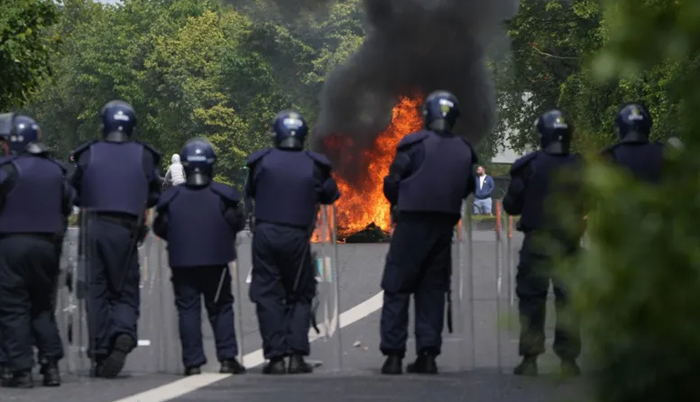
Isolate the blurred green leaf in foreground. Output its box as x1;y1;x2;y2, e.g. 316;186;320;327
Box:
557;1;700;401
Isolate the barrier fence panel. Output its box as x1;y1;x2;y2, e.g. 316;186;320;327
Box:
309;204;342;372
451;201;475;371
51;200;533;375
494;200;518;373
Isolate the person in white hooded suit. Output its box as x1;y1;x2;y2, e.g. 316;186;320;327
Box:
164;153;186;189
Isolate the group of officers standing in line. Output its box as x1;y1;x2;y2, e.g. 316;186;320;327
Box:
0;90;663;389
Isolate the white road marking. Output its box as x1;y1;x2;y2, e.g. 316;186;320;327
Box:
111;291;385;402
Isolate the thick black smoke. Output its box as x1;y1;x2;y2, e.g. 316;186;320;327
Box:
312;0;520;180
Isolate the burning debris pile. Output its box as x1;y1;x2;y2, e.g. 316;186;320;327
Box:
327;96;422;241
344;223;391;243
310;0;519;243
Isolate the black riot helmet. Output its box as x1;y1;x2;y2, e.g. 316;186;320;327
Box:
272;110;308;150
422;91;460;134
0;113;43;155
615;102;652;143
101;100;137;142
535;109;572;155
180;137;216;187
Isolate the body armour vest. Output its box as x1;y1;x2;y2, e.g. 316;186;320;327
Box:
0;156;64;235
80;142;149;216
520;152;582;232
611;142;664;184
397;132;473;215
166;185;236;268
254;149;317;227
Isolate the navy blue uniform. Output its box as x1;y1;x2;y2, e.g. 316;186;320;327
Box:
503;151;584;363
70;140;161;372
153;182;245;370
0;155;72;374
245;148;340;361
380;129;476;362
602;141;664;184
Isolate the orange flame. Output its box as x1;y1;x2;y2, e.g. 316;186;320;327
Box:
313;96;423;241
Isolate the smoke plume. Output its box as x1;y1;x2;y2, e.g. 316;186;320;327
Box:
312;0;520;178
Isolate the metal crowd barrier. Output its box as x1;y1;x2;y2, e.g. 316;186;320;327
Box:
53;203;525;376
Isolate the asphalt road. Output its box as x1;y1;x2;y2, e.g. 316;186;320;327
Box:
1;228;591;402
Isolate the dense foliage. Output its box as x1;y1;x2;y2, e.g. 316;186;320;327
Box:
496;0;690;154
0;0;59;110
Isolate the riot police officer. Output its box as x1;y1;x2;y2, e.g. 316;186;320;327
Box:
246;111;340;375
503;109;585;377
0;115;72;388
153;138;246;376
70;100;161;378
602;102;664;183
379;91;477;375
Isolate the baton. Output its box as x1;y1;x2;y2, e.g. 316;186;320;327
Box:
214;265;228;304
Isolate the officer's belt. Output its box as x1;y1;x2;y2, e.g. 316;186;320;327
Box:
95;212;139;231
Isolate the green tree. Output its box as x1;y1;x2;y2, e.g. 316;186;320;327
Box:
0;0;59;110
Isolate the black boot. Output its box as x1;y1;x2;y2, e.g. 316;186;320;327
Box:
41;360;61;387
184;367;201;376
2;370;33;388
220;358;246;374
513;356;538;376
381;355;402;375
406;352;438;374
262;358;286;375
287;354;313;374
99;334;136;378
560;359;581;377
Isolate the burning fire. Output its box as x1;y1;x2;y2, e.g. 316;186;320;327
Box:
313;96;423;241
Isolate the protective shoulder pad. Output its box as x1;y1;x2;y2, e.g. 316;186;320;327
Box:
510;152;538;175
397;130;429;150
134;140;162;165
156;186;180;211
306;150;332;168
70;140;98;160
246;148;272;167
210;181;240;203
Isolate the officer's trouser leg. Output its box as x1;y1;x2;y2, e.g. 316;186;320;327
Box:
172;268;206;368
0;240;33;371
30;275;64;364
515;244;549;357
0;236;63;371
552;276;581;360
37;240;63;364
283;246;314;357
88;220;140;358
414;231;451;356
380;220;431;357
201;266;238;362
250;228;287;359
